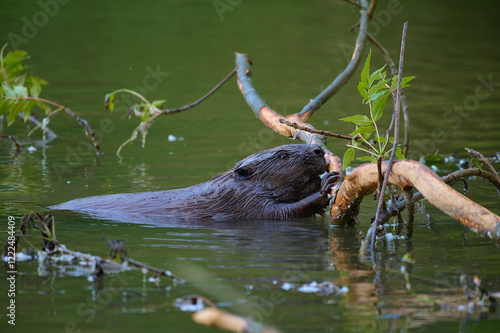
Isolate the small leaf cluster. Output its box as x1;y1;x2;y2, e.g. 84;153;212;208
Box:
340;49;414;169
105;89;166;157
0;44;49;126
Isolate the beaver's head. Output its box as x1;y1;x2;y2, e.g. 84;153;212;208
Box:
230;144;328;202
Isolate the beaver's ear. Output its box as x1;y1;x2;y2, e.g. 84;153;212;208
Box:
233;166;255;180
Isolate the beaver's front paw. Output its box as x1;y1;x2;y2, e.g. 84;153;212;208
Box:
320;171;341;196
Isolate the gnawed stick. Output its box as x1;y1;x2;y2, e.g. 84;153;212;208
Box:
330;160;500;241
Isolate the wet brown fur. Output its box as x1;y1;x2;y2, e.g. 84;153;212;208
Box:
51;144;336;220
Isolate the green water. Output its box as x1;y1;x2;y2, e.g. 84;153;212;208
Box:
1;0;500;332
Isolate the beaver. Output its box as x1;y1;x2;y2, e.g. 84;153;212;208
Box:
50;144;339;220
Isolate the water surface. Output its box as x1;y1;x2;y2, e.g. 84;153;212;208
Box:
1;1;500;332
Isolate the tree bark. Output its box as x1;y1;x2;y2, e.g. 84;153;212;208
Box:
330;160;500;240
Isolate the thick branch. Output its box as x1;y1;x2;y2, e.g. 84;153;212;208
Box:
330;160;500;241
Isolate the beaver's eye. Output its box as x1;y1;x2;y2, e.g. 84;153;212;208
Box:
280;153;289;160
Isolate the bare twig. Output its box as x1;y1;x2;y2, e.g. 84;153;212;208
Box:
64;108;102;156
370;22;408;251
0;134;21;153
468;148;500;183
127;258;184;284
343;0;363;10
6;96;102;155
279;118;372;149
159;68;236;115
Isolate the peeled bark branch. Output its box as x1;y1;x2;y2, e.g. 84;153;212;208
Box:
330;160;500;242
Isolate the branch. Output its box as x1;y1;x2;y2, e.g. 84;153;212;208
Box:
330;160;500;243
64;108;102;156
374;167;500;225
468;148;500;183
298;0;371;119
159;67;236;115
0;134;21;153
278;118;372;149
370;22;408;251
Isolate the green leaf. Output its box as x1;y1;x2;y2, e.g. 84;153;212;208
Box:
401;76;415;88
105;93;115;112
30;80;41;97
395;146;405;159
351;125;375;136
152;99;166;108
342;147;356;170
371;90;390;122
339;115;373;126
357;81;368;100
0;99;12;116
373;135;387;143
360;49;371;90
22;100;36;122
368;78;390;96
357;156;377;163
369;90;387;102
369;65;386;86
3;84;28;98
140;105;150;121
35;100;52;114
7;101;22;125
391;75;415;90
2;83;16;97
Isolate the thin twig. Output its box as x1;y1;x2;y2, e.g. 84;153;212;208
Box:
127;258;184;284
6;96;102;155
367;0;378;18
468;148;500;183
279;118;372;148
160;68;236;115
343;0;364;10
64;108;102;156
370;22;408;251
0;134;21;153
